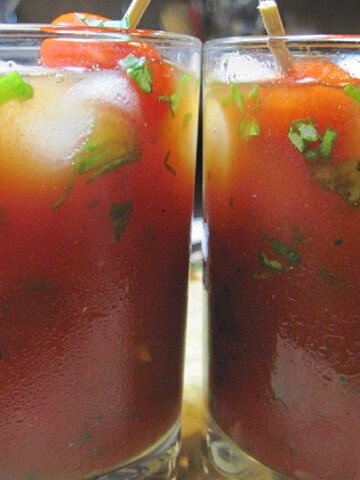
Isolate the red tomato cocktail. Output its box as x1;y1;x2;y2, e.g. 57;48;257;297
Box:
203;37;360;480
0;23;200;480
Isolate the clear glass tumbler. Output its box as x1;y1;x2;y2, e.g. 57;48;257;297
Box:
0;24;201;480
203;35;360;480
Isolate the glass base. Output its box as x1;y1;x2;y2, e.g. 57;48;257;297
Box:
92;421;180;480
205;417;292;480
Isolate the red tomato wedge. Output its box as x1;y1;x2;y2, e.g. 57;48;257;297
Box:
288;58;356;85
46;12;110;26
40;12;160;69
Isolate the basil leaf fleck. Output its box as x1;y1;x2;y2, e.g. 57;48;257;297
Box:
239;118;260;137
222;84;244;112
109;201;134;241
269;237;301;266
158;92;180;115
257;251;283;271
120;54;153;93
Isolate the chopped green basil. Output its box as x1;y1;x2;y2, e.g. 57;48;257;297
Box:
53;142;140;209
256;230;302;277
343;84;360;103
158;92;180;115
238;118;260;137
120;54;153;93
0;71;33;105
109;201;134;241
269;237;301;266
319;127;338;160
221;84;245;112
257;251;283;271
77;143;141;184
222;84;261;138
288;118;337;162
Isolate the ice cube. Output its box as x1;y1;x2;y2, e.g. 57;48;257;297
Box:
19;75;94;167
209;51;275;83
338;54;360;80
66;71;140;121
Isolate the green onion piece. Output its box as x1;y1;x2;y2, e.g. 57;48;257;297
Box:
343;84;360;103
319;127;338;160
288;117;337;162
120;54;153;93
0;71;33;105
288;118;319;154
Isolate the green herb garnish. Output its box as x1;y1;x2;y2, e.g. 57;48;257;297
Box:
343;84;360;103
221;83;244;112
269;237;301;266
257;251;283;271
288;118;337;162
109;201;134;240
238;118;260;137
120;54;153;93
222;83;261;138
53;141;141;209
256;231;302;277
77;143;140;184
158;92;180;115
0;71;33;105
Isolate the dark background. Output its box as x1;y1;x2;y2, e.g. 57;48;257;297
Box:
9;0;360;37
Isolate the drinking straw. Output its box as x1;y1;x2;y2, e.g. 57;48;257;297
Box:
258;0;294;72
124;0;152;28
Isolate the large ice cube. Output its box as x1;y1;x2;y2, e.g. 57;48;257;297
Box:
209;51;276;83
18;75;94;167
66;70;140;121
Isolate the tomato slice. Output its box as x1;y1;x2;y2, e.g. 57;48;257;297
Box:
48;12;110;26
40;12;159;69
289;58;356;85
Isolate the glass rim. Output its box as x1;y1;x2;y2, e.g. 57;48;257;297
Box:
204;34;360;51
0;23;202;47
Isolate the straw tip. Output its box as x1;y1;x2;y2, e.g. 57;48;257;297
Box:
258;0;278;10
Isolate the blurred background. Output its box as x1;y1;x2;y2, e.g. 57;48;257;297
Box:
0;0;358;36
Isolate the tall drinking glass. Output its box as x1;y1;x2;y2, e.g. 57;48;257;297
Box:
0;24;200;480
203;36;360;480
